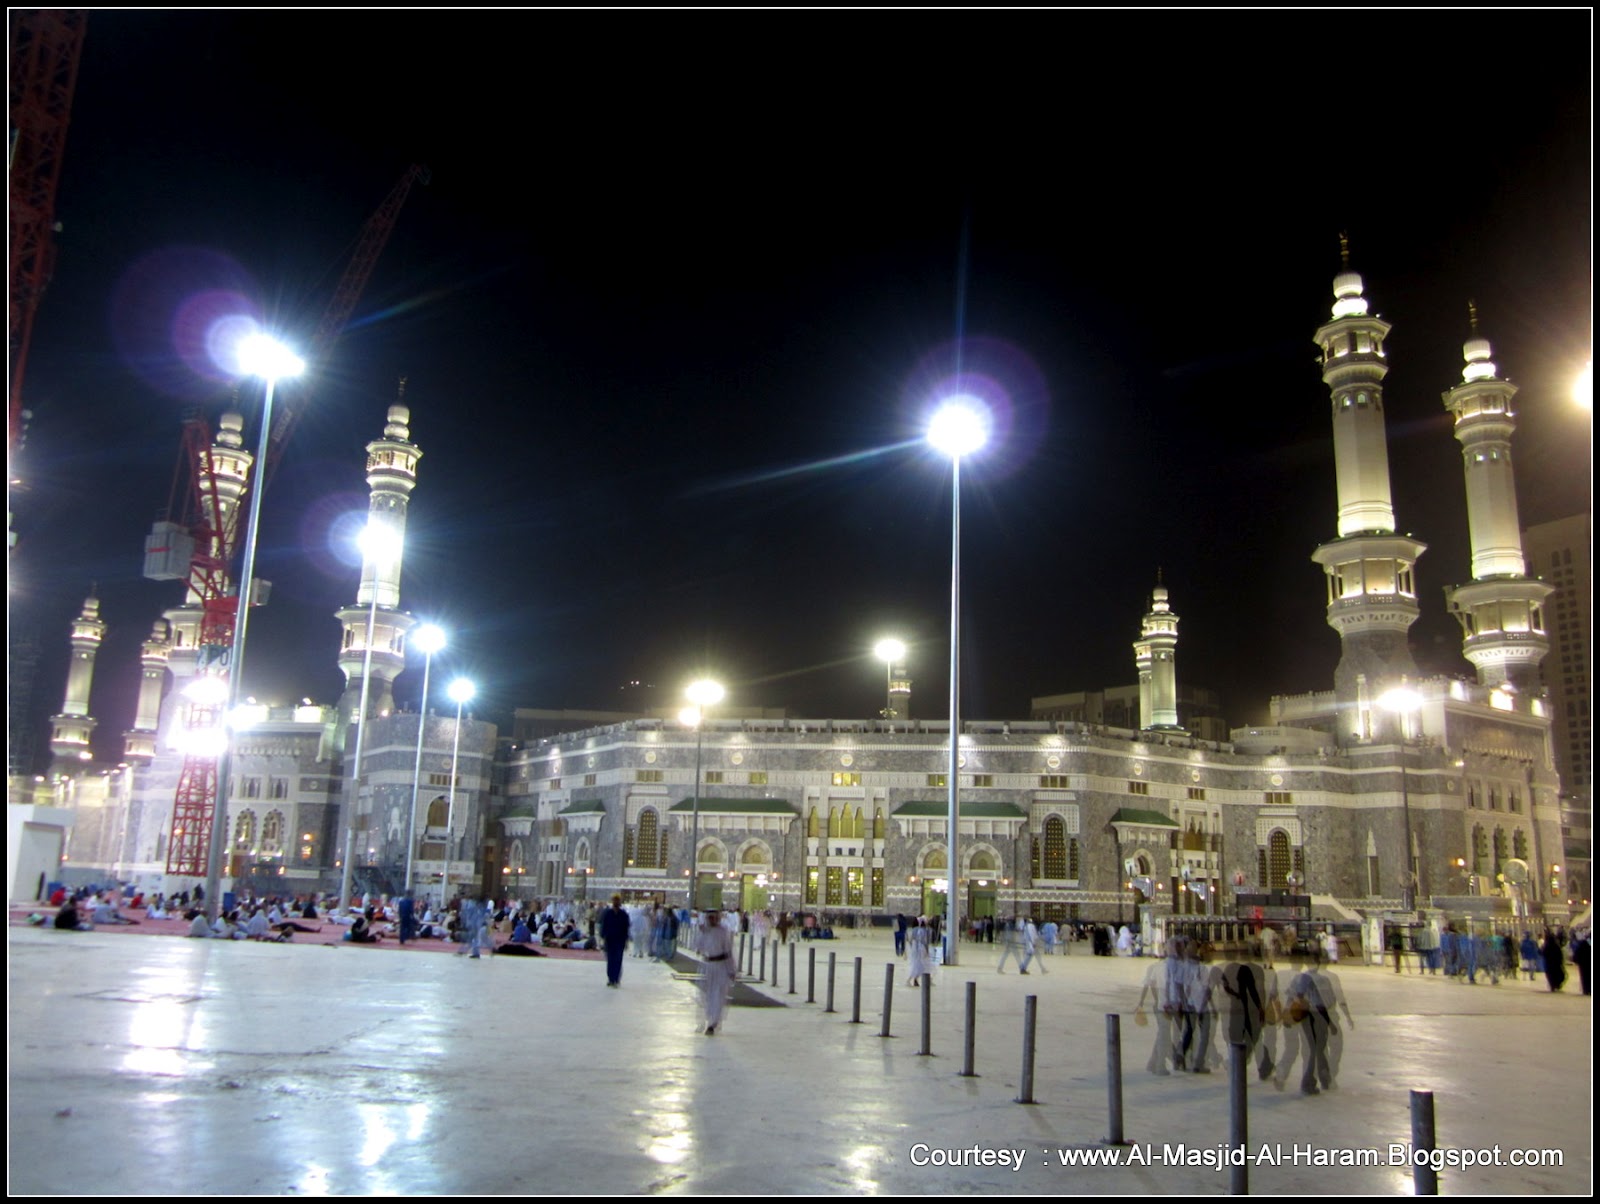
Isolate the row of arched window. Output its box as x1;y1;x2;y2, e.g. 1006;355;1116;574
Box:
805;806;886;839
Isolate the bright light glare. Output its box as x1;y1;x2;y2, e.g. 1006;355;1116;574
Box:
358;520;404;564
679;707;702;728
1576;361;1592;410
927;397;990;458
412;624;447;656
447;678;476;705
177;726;229;757
182;675;229;705
686;679;725;707
874;638;906;665
1376;687;1423;715
236;332;306;381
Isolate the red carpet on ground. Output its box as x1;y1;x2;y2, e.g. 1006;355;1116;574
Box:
7;905;603;959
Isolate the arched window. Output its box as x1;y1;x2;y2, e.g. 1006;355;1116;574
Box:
1043;816;1067;878
873;808;885;840
970;849;998;874
509;839;525;871
1513;830;1528;860
637;807;663;869
1068;838;1081;880
807;808;819;838
851;807;864;839
261;811;284;856
827;806;841;838
234;811;256;851
1267;831;1291;891
427;797;449;828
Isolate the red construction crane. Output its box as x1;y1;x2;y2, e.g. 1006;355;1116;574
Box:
8;9;89;462
155;163;430;878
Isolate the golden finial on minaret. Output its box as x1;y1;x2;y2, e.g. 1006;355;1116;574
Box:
396;375;408;402
1338;232;1350;269
1468;300;1479;335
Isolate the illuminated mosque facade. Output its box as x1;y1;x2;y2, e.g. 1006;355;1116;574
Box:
19;258;1583;930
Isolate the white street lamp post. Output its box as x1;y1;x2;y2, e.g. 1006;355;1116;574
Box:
403;623;446;896
338;521;402;909
440;676;476;910
684;679;725;910
204;333;304;919
928;397;989;967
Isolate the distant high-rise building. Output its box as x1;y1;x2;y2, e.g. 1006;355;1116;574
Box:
1523;513;1591;904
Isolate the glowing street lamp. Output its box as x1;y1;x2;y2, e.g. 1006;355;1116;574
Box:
684;678;725;909
1575;360;1591;411
1377;683;1424;912
403;623;446;896
874;637;906;721
928;395;990;967
337;519;404;909
203;332;304;919
440;676;476;908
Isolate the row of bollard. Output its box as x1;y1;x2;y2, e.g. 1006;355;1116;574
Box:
742;941;1443;1196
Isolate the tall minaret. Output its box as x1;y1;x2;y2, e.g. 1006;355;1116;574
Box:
49;592;106;766
335;394;421;740
122;619;171;763
1443;305;1554;689
161;409;254;680
1309;238;1426;742
888;657;911;721
1134;577;1183;731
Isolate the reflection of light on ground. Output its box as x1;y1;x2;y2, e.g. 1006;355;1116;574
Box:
641;1072;692;1164
121;995;197;1078
843;1146;882;1193
296;1164;331;1196
356;1105;397;1166
405;1103;428;1141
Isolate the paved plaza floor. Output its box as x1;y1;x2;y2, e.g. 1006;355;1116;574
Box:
7;925;1592;1195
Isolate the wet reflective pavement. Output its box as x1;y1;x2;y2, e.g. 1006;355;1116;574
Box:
8;928;1591;1195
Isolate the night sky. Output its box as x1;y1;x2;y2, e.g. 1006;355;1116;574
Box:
9;11;1592;770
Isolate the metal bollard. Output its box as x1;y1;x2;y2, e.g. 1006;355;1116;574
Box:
1411;1089;1438;1196
919;974;933;1055
1106;1014;1127;1145
1229;1041;1248;1195
879;963;895;1038
851;956;863;1024
960;981;977;1077
808;945;816;1003
759;938;767;981
788;941;797;994
772;939;780;987
1015;994;1038;1103
825;951;837;1013
737;931;746;972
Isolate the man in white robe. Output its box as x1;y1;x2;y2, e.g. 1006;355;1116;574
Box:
699;909;736;1035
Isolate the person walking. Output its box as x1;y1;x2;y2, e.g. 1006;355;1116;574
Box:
894;913;909;958
1019;916;1047;976
906;917;934;987
601;895;631;987
699;909;736;1034
995;916;1024;973
1541;929;1567;992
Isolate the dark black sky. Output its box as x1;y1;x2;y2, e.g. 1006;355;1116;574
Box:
10;11;1593;768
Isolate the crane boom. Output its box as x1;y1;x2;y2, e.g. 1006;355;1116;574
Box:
263;162;430;481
